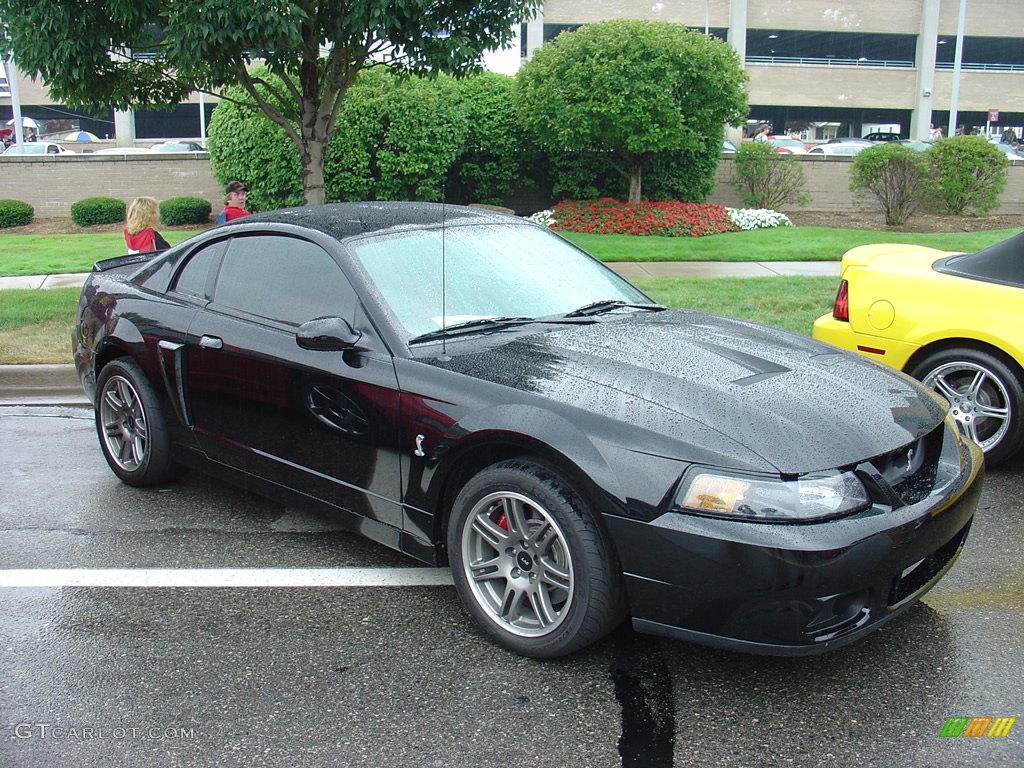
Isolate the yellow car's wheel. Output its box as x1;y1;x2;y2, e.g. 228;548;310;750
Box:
910;348;1024;466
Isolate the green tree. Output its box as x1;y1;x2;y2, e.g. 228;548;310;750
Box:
0;0;537;205
925;135;1009;216
514;20;747;204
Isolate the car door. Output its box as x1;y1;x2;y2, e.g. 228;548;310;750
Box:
183;233;404;528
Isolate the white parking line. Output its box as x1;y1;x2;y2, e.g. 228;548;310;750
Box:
0;568;455;588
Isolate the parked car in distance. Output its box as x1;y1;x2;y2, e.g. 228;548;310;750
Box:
807;142;868;156
73;202;984;658
990;142;1024;160
765;135;809;153
150;140;206;153
895;139;934;152
813;231;1024;465
722;139;738;153
862;132;902;143
91;147;154;155
826;137;874;146
2;142;75;155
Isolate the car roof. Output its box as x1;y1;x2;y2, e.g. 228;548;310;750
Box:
230;202;519;242
935;230;1024;289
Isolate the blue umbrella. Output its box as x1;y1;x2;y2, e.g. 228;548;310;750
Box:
65;130;101;142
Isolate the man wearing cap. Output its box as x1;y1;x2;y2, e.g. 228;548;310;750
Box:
217;181;251;223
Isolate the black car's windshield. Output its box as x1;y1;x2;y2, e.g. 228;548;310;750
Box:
351;223;654;339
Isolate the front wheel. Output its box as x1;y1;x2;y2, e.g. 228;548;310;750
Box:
909;348;1024;466
95;358;182;486
447;460;625;658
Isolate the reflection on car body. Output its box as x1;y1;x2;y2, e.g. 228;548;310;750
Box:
73;202;984;658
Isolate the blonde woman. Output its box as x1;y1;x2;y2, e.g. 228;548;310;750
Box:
124;197;170;253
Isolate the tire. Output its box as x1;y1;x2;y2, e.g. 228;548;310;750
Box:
94;358;181;486
447;459;625;658
909;348;1024;466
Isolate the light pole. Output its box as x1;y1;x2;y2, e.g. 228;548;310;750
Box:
947;0;967;137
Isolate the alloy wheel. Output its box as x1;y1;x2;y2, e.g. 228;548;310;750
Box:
460;491;575;638
99;374;150;472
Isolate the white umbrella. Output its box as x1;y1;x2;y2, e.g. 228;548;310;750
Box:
5;116;38;129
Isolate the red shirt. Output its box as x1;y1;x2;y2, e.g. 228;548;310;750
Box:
222;205;250;222
124;228;157;253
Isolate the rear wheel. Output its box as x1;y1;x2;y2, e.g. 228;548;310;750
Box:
909;348;1024;466
447;459;625;658
95;358;181;486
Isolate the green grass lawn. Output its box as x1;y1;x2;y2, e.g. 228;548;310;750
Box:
0;226;1018;277
0;287;81;364
560;227;1019;263
635;276;836;337
0;230;199;277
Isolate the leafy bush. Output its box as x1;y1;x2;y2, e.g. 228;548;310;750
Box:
0;199;33;228
452;71;536;205
849;144;930;225
925;135;1009;215
550;198;738;237
70;197;126;227
207;70;303;212
159;196;212;226
730;143;810;210
209;67;524;209
330;68;468;202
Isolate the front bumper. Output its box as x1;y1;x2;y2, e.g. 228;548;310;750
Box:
606;439;984;655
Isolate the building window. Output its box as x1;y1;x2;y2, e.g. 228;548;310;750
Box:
936;36;1024;71
746;30;917;67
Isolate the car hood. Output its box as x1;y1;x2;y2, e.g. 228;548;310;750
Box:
427;310;945;474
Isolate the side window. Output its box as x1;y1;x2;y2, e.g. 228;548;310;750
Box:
172;240;225;299
212;235;355;326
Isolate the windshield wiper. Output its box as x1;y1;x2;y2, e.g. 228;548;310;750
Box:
563;300;666;318
409;316;537;344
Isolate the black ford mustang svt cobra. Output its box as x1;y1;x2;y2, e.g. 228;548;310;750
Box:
73;203;984;658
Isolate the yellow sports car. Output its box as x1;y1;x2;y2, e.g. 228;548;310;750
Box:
813;231;1024;465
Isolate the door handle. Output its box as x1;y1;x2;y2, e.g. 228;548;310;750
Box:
199;335;223;350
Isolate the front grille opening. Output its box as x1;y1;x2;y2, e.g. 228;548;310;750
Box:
889;520;971;606
874;425;944;505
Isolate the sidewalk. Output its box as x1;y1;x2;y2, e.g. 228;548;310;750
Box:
0;261;839;293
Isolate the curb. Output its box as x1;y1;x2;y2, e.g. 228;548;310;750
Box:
0;364;89;406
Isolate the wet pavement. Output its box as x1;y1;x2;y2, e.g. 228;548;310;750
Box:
1;405;1022;768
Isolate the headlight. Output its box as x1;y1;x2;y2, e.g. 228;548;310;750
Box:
675;469;870;522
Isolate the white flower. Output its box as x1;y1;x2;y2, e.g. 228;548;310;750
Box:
726;208;793;230
525;209;556;227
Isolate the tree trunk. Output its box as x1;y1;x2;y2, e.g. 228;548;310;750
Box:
301;138;327;206
628;156;643;204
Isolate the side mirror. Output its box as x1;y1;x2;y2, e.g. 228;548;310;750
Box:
296;316;368;352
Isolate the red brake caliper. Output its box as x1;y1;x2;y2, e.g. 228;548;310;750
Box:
495;511;509;531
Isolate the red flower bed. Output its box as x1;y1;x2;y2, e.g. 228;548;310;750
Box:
550;198;738;237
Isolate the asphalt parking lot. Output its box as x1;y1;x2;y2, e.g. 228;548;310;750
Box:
2;404;1022;768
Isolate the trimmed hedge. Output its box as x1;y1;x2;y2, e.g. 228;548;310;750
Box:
160;196;212;226
0;199;33;228
70;197;126;227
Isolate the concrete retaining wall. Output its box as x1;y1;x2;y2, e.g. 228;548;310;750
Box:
0;154;222;218
1;153;1021;217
